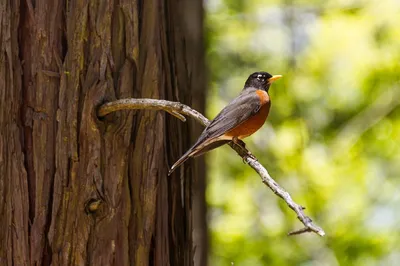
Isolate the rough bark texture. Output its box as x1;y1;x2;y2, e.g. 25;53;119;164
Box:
0;0;206;265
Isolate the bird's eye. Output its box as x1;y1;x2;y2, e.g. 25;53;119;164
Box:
257;75;265;81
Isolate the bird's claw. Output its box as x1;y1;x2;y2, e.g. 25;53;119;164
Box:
242;152;257;163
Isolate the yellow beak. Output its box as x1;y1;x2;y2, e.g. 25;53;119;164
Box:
268;75;282;83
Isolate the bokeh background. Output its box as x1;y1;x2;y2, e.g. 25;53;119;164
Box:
204;0;400;265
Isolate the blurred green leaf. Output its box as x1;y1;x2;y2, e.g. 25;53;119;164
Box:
206;0;400;265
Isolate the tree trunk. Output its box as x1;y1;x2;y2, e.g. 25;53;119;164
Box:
0;0;206;265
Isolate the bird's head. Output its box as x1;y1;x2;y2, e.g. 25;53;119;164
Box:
244;72;282;92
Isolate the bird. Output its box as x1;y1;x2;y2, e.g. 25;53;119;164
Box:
168;71;282;175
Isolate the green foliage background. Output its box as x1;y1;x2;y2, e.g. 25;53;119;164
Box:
205;0;400;265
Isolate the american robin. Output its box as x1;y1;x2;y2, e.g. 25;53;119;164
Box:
168;71;282;175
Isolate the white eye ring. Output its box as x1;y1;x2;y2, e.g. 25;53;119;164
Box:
257;74;264;80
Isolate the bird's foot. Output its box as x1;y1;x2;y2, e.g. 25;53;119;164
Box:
242;152;257;163
231;137;257;162
232;137;247;152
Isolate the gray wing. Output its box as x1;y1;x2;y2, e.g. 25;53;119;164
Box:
168;88;261;175
201;88;261;140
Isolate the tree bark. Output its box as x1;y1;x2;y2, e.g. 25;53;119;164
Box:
0;0;206;265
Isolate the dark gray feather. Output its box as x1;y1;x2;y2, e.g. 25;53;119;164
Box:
197;87;261;141
168;87;262;175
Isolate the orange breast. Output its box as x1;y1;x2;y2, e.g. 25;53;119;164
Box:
225;90;270;139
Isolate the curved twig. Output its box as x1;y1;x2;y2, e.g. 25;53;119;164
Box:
98;98;325;236
98;98;209;125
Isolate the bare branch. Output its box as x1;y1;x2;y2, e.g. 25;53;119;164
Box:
98;98;325;236
98;98;209;125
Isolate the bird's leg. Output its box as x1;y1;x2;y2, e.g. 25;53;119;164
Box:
236;139;247;149
231;137;248;154
232;137;257;162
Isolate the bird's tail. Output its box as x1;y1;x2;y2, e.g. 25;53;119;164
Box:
168;135;208;176
168;148;194;176
168;139;230;176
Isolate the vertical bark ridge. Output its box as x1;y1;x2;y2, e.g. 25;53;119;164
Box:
0;0;29;265
19;0;65;264
0;1;205;265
